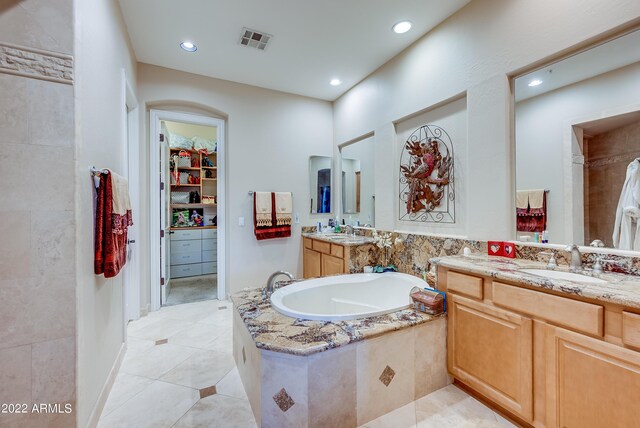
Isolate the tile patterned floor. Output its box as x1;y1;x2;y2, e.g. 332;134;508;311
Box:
98;300;517;428
164;275;217;306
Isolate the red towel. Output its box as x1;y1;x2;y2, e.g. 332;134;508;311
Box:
254;192;291;240
516;192;546;233
94;172;130;278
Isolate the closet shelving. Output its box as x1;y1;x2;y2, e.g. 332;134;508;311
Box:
170;148;218;230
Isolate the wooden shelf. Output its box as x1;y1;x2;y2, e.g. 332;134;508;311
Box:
201;166;217;170
170;225;217;230
202;178;217;181
173;167;200;171
171;183;201;187
171;203;209;208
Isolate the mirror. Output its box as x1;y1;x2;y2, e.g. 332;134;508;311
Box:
514;29;640;249
309;156;332;214
340;135;375;226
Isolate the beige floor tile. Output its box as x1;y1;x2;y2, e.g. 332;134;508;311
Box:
173;394;257;428
150;300;220;323
360;401;417;428
101;373;154;417
120;343;197;379
167;322;223;349
128;317;196;341
97;380;199;428
160;349;235;390
216;367;249;400
125;337;156;357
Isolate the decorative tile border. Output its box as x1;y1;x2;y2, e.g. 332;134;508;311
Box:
273;388;295;412
379;365;395;387
0;42;73;84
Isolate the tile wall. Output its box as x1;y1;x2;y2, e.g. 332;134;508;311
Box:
0;0;77;426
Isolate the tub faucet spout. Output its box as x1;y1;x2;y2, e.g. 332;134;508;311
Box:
264;270;295;298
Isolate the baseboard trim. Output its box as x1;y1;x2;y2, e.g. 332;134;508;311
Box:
86;342;127;428
140;304;150;317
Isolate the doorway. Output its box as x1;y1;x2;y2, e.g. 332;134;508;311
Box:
150;110;226;311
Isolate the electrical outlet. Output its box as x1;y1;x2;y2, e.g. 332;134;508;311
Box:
238;216;245;227
294;212;300;224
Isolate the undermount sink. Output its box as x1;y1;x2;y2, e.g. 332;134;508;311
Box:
520;269;607;284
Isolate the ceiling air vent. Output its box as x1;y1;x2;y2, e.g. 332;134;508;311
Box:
239;27;272;51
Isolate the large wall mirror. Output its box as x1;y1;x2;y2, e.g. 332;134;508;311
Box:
340;135;375;226
309;156;332;214
514;28;640;250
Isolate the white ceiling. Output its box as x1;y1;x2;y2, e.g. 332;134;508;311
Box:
118;0;470;101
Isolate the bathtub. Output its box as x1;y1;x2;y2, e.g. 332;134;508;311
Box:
269;272;427;321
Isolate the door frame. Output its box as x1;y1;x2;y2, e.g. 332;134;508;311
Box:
122;69;140;326
149;109;226;311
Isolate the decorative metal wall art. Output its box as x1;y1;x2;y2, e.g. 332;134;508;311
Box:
399;124;455;223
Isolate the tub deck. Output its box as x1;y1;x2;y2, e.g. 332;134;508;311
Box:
231;287;442;356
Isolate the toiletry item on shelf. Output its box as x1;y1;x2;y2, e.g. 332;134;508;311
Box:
542;230;549;243
334;223;341;233
410;286;446;316
317;222;322;233
363;266;373;273
328;218;335;228
533;232;540;243
463;247;472;256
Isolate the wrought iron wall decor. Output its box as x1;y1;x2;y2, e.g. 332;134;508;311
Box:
399;124;455;223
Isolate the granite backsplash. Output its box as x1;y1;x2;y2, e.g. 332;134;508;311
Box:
303;226;640;277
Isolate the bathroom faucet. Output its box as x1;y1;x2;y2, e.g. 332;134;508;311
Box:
564;245;582;272
264;270;295;298
345;225;355;236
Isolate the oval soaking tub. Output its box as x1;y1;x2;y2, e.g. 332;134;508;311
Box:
270;272;427;321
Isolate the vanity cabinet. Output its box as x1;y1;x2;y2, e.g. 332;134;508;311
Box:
439;267;640;428
545;325;640;428
449;294;533;421
302;237;350;278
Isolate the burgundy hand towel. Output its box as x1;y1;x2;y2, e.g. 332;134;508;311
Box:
95;172;130;278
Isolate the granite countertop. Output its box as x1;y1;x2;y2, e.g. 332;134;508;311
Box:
301;232;374;246
431;254;640;309
231;287;441;356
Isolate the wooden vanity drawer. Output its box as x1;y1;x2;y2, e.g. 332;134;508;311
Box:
312;239;331;255
447;271;483;299
492;281;603;336
330;244;344;258
303;237;313;249
622;311;640;348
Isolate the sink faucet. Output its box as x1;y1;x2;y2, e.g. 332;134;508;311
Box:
564;245;582;272
264;270;295;298
345;224;355;236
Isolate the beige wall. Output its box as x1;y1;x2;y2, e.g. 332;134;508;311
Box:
74;0;138;426
0;0;77;426
333;0;640;244
137;64;334;306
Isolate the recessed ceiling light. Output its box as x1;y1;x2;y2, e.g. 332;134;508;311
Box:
330;79;342;86
528;79;543;87
180;41;197;52
393;21;412;34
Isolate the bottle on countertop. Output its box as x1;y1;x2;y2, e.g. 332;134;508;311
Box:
542;230;549;244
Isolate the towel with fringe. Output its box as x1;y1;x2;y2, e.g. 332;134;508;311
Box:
255;191;273;227
254;192;291;240
275;192;292;226
516;189;546;233
95;170;133;278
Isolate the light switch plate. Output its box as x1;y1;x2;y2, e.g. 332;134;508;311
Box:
238;216;245;227
294;212;299;224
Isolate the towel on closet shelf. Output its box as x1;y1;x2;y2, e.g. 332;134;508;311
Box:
253;192;292;240
275;192;293;226
95;170;133;278
255;192;273;227
516;189;546;233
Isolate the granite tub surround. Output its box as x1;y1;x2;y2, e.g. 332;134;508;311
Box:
431;254;640;309
231;288;438;356
232;295;450;427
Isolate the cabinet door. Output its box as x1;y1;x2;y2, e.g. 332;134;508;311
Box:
545;325;640;428
321;254;344;276
448;294;533;422
303;248;321;279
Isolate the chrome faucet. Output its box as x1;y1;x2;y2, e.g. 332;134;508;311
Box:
564;245;582;272
264;270;295;298
345;224;355;237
